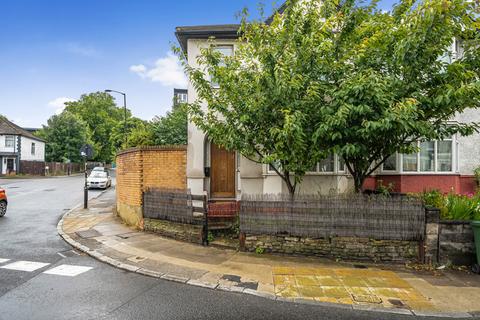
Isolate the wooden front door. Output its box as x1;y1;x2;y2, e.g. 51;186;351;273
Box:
210;143;236;198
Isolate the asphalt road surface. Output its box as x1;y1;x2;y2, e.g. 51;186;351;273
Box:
0;175;457;320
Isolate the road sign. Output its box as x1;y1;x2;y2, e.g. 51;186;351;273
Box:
80;144;94;159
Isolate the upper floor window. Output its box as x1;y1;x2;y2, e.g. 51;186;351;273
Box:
211;45;234;88
5;135;14;148
31;142;36;155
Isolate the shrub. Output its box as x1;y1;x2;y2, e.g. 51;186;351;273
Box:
419;190;480;221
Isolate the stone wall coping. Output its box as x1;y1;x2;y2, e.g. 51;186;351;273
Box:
439;220;473;226
117;145;187;156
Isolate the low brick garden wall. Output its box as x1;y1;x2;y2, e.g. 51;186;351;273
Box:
116;146;187;228
242;235;419;263
439;221;476;266
143;218;204;245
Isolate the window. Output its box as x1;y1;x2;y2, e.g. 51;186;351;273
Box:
211;45;234;88
382;154;397;171
419;141;435;172
437;138;453;172
5;135;14;148
319;154;334;172
31;142;36;155
401;138;454;173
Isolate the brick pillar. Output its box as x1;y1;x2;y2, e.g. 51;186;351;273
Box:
424;207;440;265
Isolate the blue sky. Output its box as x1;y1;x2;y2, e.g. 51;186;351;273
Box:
0;0;396;128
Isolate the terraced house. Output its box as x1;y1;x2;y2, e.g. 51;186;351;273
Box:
175;14;479;200
0;116;45;175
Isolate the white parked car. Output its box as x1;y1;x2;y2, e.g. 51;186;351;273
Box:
87;171;112;189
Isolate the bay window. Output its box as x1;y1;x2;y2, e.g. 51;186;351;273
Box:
399;138;454;173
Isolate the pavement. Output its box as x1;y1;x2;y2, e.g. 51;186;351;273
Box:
59;187;480;319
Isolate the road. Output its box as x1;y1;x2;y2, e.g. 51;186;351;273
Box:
0;175;452;320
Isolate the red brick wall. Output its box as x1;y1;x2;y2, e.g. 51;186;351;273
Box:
370;175;476;195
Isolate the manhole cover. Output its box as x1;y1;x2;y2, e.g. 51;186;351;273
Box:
352;294;382;304
388;299;405;307
76;229;101;239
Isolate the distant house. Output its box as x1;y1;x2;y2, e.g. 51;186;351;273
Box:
175;12;479;198
0;117;45;175
173;88;188;106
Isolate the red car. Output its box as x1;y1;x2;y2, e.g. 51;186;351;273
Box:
0;188;7;217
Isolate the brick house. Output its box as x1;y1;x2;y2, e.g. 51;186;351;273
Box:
175;15;479;199
0;116;45;175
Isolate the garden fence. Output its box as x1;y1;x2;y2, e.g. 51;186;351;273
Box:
240;194;425;241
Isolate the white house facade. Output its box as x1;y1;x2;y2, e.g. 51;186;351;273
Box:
0;117;45;175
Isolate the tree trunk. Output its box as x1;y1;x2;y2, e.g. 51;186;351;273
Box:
353;173;365;193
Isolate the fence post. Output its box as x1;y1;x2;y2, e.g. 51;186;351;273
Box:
424;207;440;265
203;194;209;246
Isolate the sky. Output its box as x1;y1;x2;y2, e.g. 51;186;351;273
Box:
0;0;397;128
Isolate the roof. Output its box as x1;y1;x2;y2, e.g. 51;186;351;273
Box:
175;24;241;54
0;116;45;142
175;2;287;55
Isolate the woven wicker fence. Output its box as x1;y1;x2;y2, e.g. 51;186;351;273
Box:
240;194;425;241
143;188;204;225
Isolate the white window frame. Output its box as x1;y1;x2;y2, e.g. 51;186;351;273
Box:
31;142;36;155
266;154;346;175
210;45;234;88
5;135;15;148
380;136;457;175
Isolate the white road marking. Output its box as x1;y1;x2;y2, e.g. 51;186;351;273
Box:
43;264;93;277
0;258;10;264
0;261;50;272
57;252;67;258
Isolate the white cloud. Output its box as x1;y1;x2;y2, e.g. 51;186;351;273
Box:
130;52;187;87
64;42;100;57
48;97;76;114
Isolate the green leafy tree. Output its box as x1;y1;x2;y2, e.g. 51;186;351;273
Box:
179;18;321;198
150;103;188;146
110;117;154;151
181;0;480;195
64;92;128;162
305;0;480;192
37;112;89;162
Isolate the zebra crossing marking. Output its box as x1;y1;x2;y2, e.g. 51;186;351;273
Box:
0;258;10;264
0;261;50;272
43;264;93;277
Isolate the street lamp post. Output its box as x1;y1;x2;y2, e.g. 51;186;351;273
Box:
105;89;127;146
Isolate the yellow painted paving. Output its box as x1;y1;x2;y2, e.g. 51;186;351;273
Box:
272;266;435;310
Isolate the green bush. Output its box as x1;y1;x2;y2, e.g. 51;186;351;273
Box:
419;190;480;221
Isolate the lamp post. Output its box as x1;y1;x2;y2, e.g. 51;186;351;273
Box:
105;89;128;146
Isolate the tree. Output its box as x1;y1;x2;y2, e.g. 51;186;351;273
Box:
305;0;480;192
179;12;322;198
37;112;89;163
150;103;188;146
181;0;480;195
110;117;154;151
64;92;128;162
